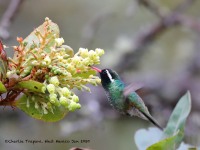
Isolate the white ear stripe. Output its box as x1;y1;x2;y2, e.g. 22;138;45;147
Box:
106;70;114;82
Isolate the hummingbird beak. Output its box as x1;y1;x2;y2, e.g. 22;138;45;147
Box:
90;66;102;73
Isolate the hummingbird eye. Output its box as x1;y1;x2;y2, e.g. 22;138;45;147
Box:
102;70;107;74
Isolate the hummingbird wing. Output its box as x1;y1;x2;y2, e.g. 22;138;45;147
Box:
124;82;149;98
124;82;143;95
124;90;163;130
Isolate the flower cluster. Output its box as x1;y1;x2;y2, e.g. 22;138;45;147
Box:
7;18;104;115
44;76;81;112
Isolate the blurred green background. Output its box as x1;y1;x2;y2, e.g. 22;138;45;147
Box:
1;0;200;150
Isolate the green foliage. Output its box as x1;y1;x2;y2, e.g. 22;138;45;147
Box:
16;94;67;122
163;91;191;146
0;81;7;93
134;91;194;150
15;80;44;93
0;18;104;122
147;131;179;150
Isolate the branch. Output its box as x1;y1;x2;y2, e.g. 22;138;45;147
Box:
0;0;24;40
138;0;196;18
176;15;200;32
172;0;196;14
137;0;166;18
69;148;92;150
115;0;197;73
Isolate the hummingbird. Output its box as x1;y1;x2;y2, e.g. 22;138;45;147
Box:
91;66;163;130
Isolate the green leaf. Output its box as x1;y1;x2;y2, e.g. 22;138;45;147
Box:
163;91;191;147
16;94;68;122
13;19;59;60
24;20;59;50
147;131;179;150
15;80;44;93
0;81;7;93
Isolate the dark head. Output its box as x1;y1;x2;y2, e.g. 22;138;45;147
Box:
91;66;121;88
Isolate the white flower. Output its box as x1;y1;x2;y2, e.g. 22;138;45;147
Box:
55;38;64;47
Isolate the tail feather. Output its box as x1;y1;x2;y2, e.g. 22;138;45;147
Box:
140;111;163;130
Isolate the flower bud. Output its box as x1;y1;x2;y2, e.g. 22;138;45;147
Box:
63;54;69;59
47;84;55;93
57;56;63;61
49;76;59;86
96;78;101;84
62;71;72;77
67;64;76;73
95;48;104;56
83;58;91;66
41;61;47;66
54;99;60;107
59;96;69;107
31;60;38;66
45;17;50;21
72;95;79;102
41;53;46;57
79;48;88;58
61;87;70;97
53;69;61;75
55;38;64;47
44;56;51;65
72;56;80;65
68;101;81;111
93;56;100;63
88;50;96;58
